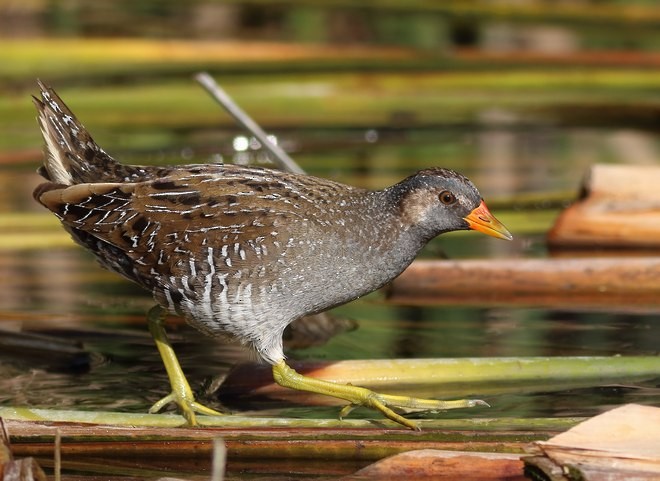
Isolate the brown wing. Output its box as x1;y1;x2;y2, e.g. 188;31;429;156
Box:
35;168;337;294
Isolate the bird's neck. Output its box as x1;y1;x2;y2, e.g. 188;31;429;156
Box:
342;188;431;287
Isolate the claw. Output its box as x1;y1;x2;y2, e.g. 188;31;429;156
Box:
149;392;224;426
338;403;356;420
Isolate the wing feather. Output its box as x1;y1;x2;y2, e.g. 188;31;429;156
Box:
34;167;343;290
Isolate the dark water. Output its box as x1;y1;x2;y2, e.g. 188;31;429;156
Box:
0;125;658;479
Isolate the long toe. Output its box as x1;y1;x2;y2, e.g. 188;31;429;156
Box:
349;392;488;430
373;392;490;412
149;392;224;426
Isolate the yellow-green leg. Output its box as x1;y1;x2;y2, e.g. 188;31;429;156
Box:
147;305;224;426
272;360;488;430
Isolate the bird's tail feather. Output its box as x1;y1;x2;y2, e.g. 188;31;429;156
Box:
34;80;126;185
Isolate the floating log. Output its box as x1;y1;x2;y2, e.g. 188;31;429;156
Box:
348;449;525;481
387;257;660;307
548;164;660;248
524;404;660;480
0;407;579;432
218;357;660;406
1;414;570;478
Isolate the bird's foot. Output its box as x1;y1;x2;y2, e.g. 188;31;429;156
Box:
272;360;488;430
149;391;224;427
337;391;489;430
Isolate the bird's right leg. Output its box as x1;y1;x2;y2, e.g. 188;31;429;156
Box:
147;305;224;426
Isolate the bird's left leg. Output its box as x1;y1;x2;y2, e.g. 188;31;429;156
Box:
147;305;224;426
272;359;487;430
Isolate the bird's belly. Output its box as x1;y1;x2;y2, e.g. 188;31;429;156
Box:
150;238;404;344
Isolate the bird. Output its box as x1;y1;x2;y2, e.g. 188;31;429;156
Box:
32;80;512;430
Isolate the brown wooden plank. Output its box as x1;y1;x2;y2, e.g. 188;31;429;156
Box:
346;449;526;481
387;257;660;307
549;164;660;248
2;417;556;478
525;404;660;480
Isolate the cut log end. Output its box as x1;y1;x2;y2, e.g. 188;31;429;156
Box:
548;164;660;249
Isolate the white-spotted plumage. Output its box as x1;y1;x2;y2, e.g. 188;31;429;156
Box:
32;81;510;369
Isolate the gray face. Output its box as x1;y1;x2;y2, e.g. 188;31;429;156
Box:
396;167;483;238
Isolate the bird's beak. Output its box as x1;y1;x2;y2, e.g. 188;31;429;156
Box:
464;200;513;241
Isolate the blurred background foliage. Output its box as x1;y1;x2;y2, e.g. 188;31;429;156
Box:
2;1;659;189
1;0;660;242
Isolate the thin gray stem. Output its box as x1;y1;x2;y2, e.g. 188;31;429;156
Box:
194;72;305;174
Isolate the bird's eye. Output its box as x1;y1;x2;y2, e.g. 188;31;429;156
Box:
438;190;456;205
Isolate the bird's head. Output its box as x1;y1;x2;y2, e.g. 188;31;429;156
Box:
395;168;512;241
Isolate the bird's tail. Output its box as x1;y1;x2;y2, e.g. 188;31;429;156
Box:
34;80;131;185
